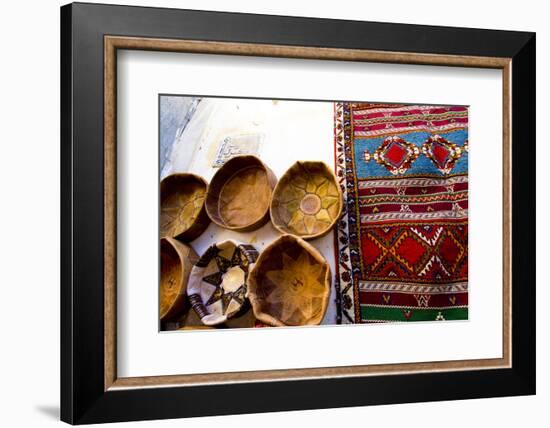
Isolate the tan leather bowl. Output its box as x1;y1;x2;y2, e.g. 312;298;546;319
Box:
160;237;198;321
205;155;277;232
247;234;331;326
160;173;210;241
270;161;343;240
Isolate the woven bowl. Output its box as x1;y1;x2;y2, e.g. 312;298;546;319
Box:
270;161;343;240
247;234;331;326
187;240;259;326
160;173;210;241
205;155;277;232
160;237;198;321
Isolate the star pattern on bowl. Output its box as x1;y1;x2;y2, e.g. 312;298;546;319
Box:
272;162;342;238
161;186;205;237
262;251;328;325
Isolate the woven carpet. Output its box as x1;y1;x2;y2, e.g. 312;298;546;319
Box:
334;103;468;323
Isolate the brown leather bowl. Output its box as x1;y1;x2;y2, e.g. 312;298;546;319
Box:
160;237;198;322
160;173;210;241
270;161;343;240
247;234;331;326
205;155;277;232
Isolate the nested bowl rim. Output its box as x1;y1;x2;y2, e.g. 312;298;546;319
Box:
160;172;209;238
247;234;331;327
205;155;275;231
269;160;343;240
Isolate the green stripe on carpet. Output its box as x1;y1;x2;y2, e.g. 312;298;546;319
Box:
360;306;468;322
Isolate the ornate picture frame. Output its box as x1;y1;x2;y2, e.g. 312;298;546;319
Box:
61;2;535;424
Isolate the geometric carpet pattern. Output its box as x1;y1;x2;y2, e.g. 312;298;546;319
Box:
334;102;468;323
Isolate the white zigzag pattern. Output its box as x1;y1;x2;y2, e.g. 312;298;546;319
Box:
418;255;451;277
410;226;444;246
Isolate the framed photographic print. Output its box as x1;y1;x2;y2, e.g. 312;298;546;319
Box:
60;2;536;424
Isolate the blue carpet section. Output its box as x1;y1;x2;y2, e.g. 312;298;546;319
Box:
353;129;468;179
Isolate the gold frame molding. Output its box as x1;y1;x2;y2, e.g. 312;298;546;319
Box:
104;36;512;391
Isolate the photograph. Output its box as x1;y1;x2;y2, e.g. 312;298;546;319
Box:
159;96;469;331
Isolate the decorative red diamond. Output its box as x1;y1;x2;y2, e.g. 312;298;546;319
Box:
384;141;407;166
432;142;451;166
394;235;428;269
422;135;463;174
374;136;419;175
437;232;464;272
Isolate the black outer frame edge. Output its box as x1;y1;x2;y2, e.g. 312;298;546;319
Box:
60;4;74;425
60;2;536;424
70;1;533;57
79;370;534;425
510;34;536;393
